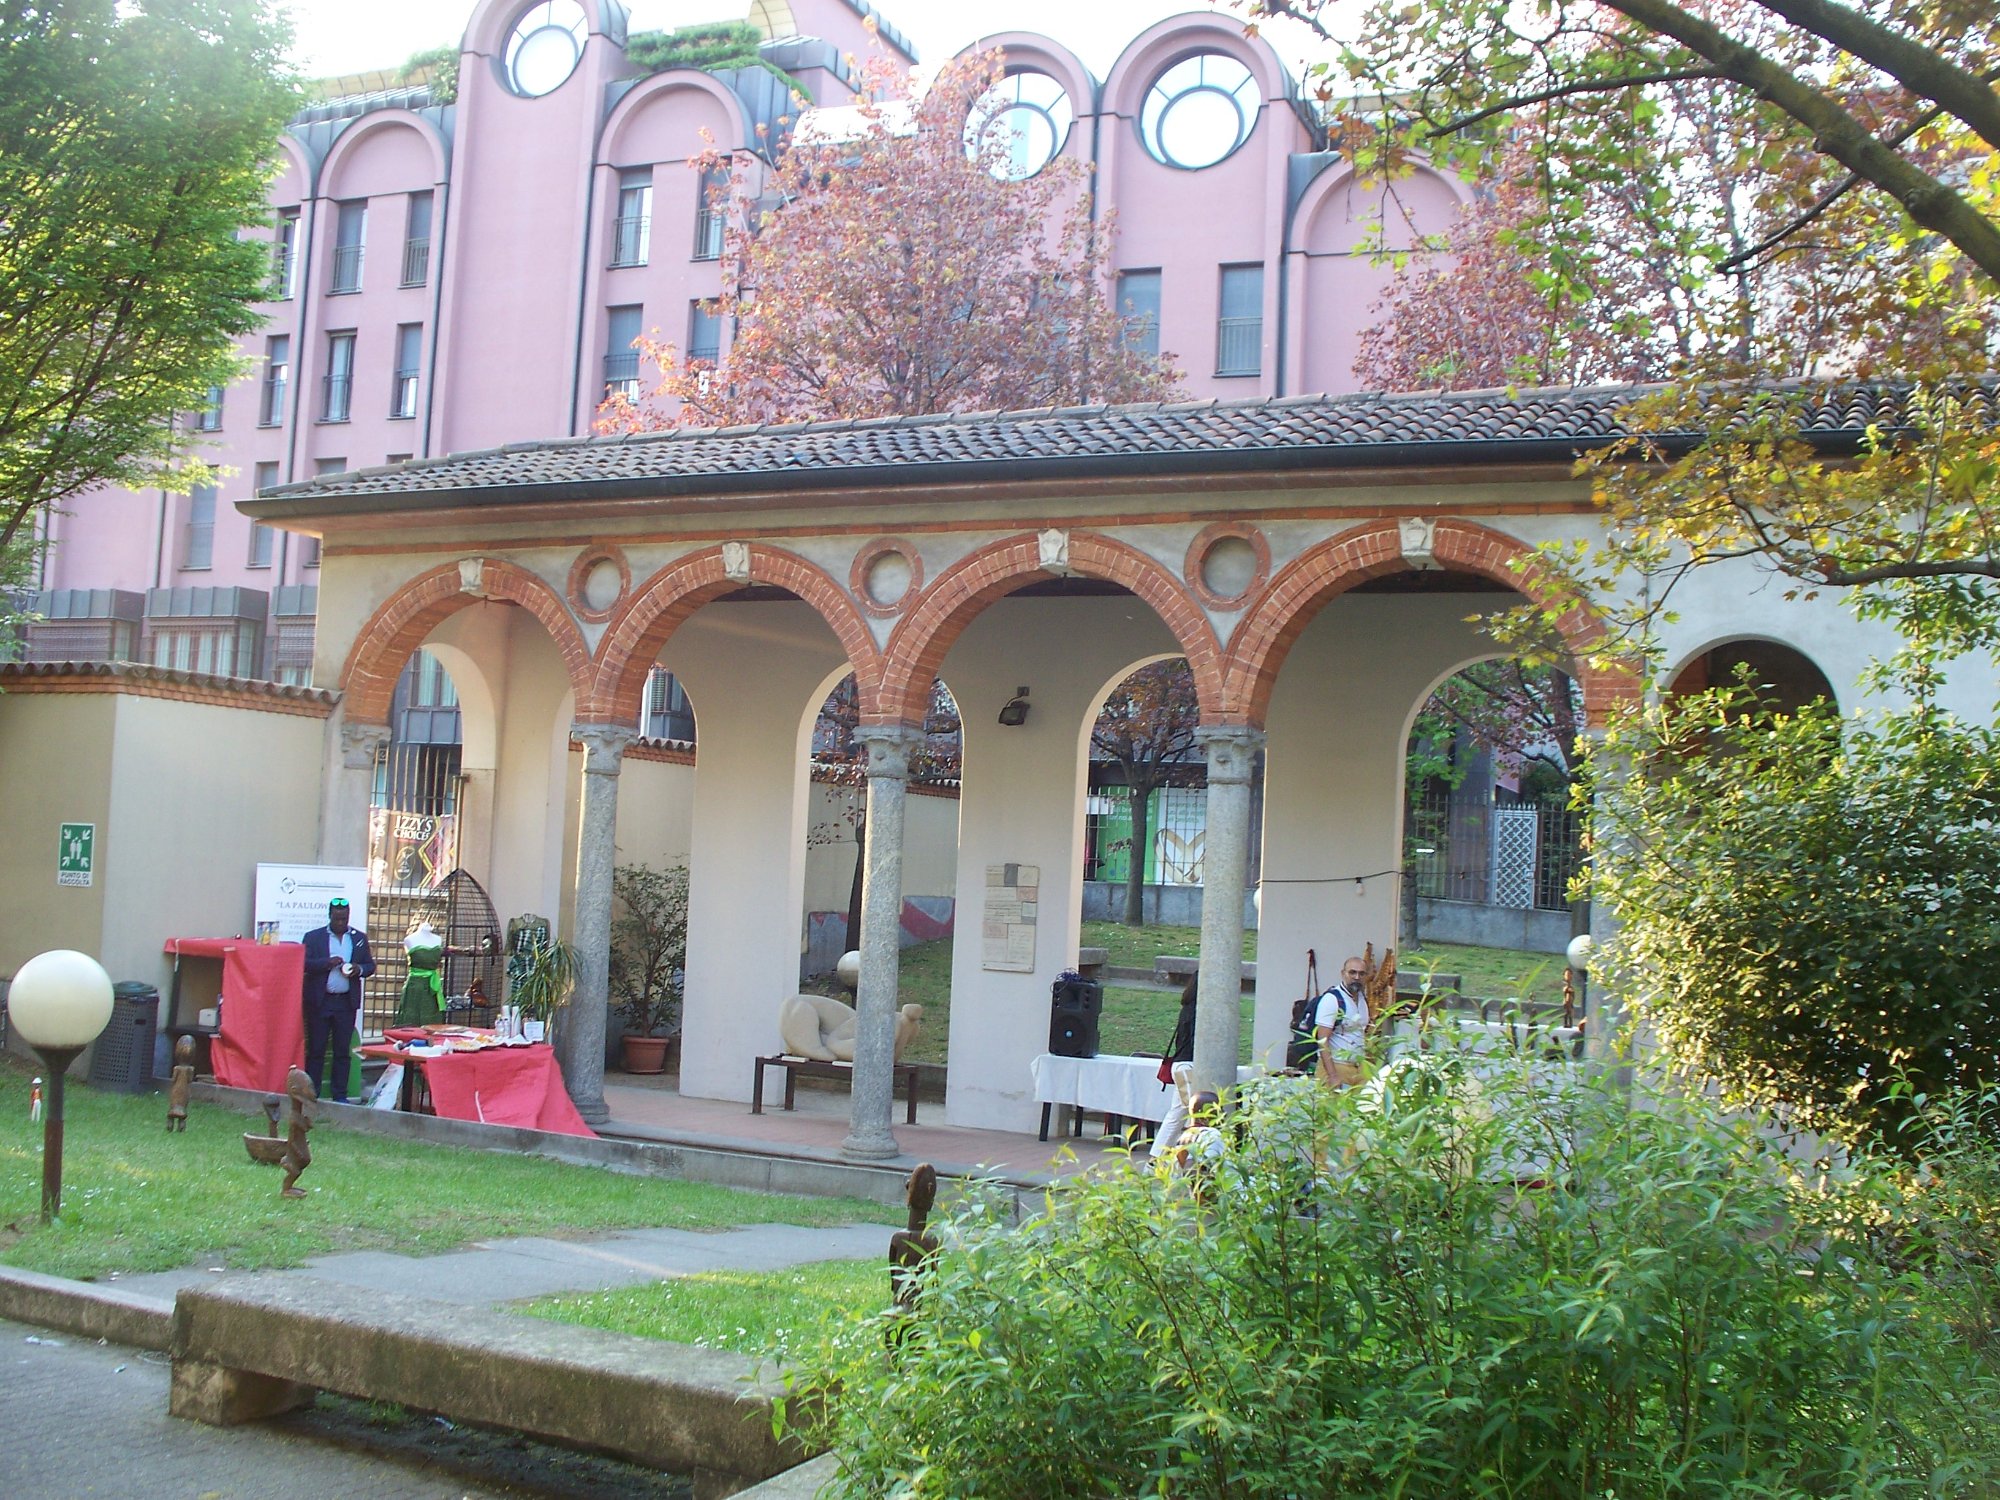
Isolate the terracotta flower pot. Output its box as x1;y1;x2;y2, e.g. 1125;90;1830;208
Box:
620;1033;671;1074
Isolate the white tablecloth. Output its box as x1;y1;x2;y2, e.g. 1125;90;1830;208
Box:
1030;1052;1175;1122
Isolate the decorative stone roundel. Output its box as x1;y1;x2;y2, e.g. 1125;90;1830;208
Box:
1185;521;1270;609
567;545;630;623
850;537;923;618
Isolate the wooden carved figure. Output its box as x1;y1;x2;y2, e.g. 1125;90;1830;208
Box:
262;1094;282;1137
279;1066;315;1198
889;1162;940;1311
166;1035;195;1131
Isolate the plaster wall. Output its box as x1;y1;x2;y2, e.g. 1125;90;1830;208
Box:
666;602;850;1102
938;595;1181;1132
1257;592;1505;1068
800;781;959;914
0;693;321;990
612;755;697;872
480;611;576;930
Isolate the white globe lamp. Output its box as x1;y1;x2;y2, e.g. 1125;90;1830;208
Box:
1565;933;1595;971
8;949;115;1222
834;950;861;993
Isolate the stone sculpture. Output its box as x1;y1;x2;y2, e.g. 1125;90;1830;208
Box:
889;1162;940;1312
779;994;926;1062
279;1066;315;1198
166;1035;195;1132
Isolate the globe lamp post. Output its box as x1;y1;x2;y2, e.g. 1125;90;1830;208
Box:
9;949;114;1222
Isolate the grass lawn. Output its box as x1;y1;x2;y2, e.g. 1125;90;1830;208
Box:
0;1060;893;1282
525;1257;884;1356
1402;940;1567;1006
1079;919;1256;968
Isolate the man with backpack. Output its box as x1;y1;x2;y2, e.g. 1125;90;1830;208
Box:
1314;954;1370;1088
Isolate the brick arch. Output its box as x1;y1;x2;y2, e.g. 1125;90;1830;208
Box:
586;545;881;725
875;532;1226;725
1221;519;1640;727
339;559;594;726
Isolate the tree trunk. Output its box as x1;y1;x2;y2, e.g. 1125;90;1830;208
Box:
845;793;867;953
1122;781;1151;926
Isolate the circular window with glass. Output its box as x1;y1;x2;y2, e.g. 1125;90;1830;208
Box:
966;69;1074;180
506;1;588;98
1140;53;1262;169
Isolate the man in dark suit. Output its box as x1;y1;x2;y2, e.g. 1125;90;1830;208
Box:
301;897;375;1104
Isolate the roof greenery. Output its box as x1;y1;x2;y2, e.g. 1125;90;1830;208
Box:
395;45;458;105
625;21;798;93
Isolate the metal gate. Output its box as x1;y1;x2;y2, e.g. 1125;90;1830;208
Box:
363;742;467;1035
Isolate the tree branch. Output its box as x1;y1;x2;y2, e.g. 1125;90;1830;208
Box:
1438;67;1720;134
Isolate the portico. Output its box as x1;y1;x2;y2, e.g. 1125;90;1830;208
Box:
249;388;1905;1156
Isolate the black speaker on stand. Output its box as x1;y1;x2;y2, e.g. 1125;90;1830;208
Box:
1048;975;1102;1057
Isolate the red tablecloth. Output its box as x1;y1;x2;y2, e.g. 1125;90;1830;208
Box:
163;938;305;1094
372;1038;595;1138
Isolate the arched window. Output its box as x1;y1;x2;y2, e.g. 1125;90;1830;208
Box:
506;1;588;98
966;69;1073;180
1140;53;1260;169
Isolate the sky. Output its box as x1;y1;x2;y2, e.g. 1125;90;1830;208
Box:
281;0;1331;85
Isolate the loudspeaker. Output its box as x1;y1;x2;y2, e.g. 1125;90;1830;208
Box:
1049;975;1103;1057
1049;1004;1099;1058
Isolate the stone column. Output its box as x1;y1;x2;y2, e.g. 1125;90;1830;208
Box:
841;724;924;1161
560;722;636;1128
1193;725;1265;1094
320;718;388;868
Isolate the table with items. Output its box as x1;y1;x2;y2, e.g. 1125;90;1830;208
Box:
359;1026;596;1138
1029;1052;1260;1141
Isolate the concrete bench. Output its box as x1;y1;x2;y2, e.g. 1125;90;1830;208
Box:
169;1272;813;1499
1152;955;1256;988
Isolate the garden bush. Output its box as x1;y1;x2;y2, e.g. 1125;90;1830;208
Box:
777;1048;2000;1498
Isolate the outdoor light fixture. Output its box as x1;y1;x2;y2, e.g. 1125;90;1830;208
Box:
7;949;114;1223
997;687;1031;727
1565;933;1595;971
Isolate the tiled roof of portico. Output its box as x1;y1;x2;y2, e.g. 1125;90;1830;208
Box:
245;382;1984;519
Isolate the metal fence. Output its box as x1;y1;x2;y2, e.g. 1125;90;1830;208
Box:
1406;782;1582;912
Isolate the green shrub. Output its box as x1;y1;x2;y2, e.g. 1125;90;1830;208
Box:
1591;696;2000;1148
777;1051;2000;1497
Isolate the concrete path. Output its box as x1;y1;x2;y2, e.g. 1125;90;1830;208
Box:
0;1314;513;1498
108;1219;892;1307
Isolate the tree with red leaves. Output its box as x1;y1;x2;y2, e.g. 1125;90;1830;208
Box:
598;47;1179;433
1091;660;1205;928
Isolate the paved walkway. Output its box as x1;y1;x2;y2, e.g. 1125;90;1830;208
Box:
1;1315;515;1498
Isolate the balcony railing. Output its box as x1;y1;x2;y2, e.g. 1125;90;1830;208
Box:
602;351;641;401
259;376;287;427
321;373;352;423
611;214;650;267
1215;316;1261;377
329;242;364;293
271;247;296;299
693;207;723;261
392;371;419;419
401;237;429;287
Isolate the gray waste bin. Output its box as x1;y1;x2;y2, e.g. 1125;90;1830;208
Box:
90;981;160;1093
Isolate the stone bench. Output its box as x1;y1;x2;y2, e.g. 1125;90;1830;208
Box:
169;1272;813;1499
1152;954;1256;988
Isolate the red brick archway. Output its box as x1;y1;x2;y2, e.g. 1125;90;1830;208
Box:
586;545;881;725
339;558;594;727
874;531;1226;725
1221;519;1639;726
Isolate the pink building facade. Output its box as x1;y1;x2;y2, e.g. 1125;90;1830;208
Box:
20;0;1461;678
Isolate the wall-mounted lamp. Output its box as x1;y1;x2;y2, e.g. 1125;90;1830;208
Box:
997;687;1031;727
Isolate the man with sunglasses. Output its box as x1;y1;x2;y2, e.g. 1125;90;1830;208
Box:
301;897;376;1104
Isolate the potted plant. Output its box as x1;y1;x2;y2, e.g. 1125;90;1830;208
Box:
609;863;689;1074
505;915;575;1045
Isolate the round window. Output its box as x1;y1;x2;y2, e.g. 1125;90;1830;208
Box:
966;70;1073;180
1140;53;1261;169
506;2;588;98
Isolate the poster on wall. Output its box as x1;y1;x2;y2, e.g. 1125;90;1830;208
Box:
254;864;369;943
982;863;1039;973
367;808;458;891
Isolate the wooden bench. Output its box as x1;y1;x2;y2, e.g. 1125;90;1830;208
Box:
169;1272;811;1498
751;1054;919;1124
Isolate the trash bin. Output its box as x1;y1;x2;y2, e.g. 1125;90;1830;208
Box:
89;981;159;1093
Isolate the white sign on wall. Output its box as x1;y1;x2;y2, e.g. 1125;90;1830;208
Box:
254;864;369;943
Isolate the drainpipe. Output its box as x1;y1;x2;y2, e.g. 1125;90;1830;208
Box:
420;175;449;458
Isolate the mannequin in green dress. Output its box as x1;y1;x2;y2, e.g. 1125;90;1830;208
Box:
396;920;449;1027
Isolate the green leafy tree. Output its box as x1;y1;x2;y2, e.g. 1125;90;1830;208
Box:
0;0;298;580
1590;690;2000;1147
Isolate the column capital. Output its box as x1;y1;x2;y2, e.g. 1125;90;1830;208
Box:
339;720;390;770
572;722;638;774
1194;724;1265;783
852;723;925;780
